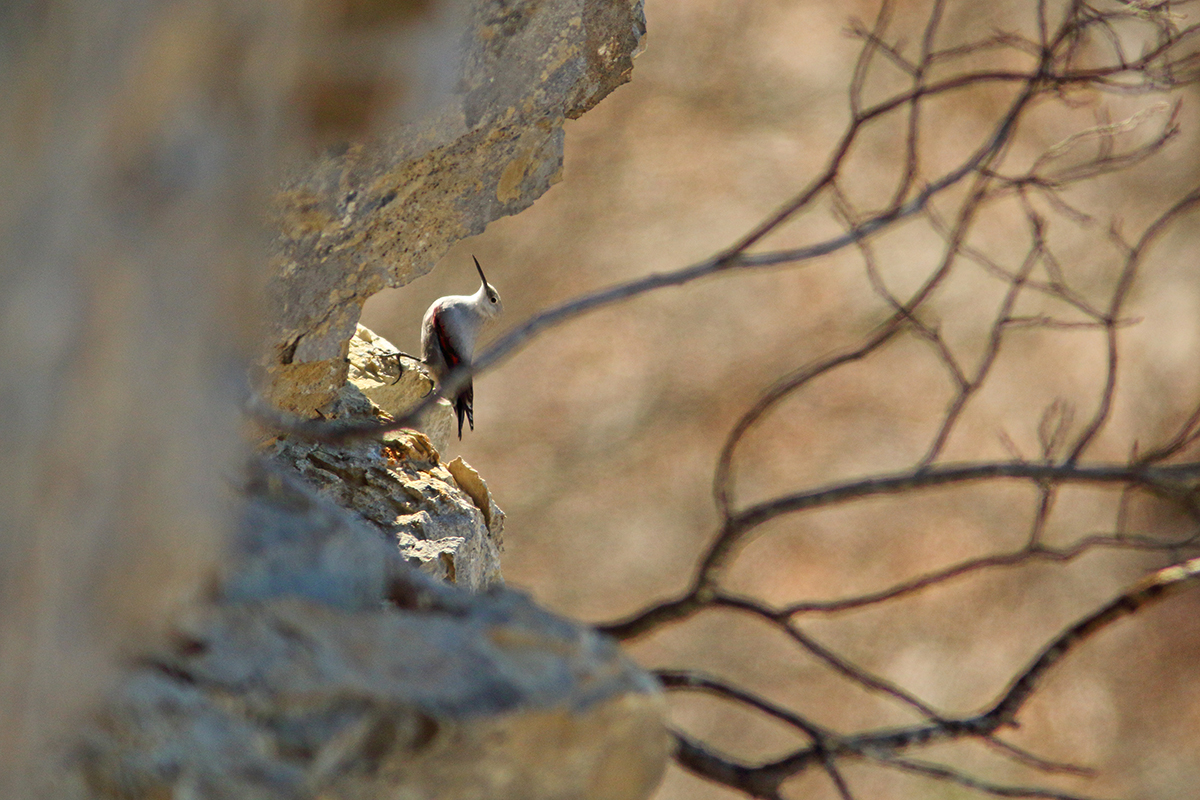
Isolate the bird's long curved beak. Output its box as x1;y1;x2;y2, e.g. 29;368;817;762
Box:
473;255;489;287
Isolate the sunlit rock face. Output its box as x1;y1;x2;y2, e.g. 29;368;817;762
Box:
260;0;646;416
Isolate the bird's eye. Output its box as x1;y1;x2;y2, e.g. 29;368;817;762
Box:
490;296;497;304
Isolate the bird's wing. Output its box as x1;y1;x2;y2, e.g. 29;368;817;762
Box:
432;309;475;439
432;309;462;370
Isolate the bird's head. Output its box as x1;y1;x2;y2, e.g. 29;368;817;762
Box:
472;256;504;320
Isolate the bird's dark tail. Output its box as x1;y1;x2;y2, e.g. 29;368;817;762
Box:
454;381;475;439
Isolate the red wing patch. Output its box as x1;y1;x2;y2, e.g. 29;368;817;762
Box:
432;309;475;438
432;310;462;369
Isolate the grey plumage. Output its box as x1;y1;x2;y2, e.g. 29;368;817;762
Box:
421;257;504;438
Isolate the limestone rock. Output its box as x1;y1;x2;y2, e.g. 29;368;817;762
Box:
446;456;504;539
9;0;663;797
60;467;669;800
346;324;454;454
260;323;500;590
217;464;416;611
260;0;647;414
261;426;503;591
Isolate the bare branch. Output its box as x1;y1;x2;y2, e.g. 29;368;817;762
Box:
777;532;1190;616
983;556;1200;724
664;559;1200;794
873;756;1104;800
715;595;948;720
1066;186;1200;463
655;670;828;741
603;459;1200;639
982;736;1095;777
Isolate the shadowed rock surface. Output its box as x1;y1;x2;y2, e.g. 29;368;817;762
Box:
260;322;504;589
59;467;668;800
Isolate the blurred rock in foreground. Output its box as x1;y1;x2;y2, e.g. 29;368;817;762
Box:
57;466;668;800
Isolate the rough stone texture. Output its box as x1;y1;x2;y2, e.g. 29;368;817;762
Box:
256;321;503;589
252;0;648;610
347;324;455;454
445;456;503;534
260;0;647;415
56;466;669;800
260;425;504;591
1;0;484;792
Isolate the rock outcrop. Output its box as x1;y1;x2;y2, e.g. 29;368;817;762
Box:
254;0;647;600
261;324;505;589
259;0;647;416
45;0;668;797
59;466;669;800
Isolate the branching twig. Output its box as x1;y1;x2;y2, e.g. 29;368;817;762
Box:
252;6;1200;447
253;2;1200;798
661;558;1200;795
776;532;1192;615
600;459;1200;640
872;756;1103;800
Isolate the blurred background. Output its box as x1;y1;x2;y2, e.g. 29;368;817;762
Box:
363;0;1200;797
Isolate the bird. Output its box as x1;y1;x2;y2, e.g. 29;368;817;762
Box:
420;256;504;439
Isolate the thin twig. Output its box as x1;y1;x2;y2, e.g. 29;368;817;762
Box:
874;756;1104;800
665;558;1200;794
253;17;1200;446
602;459;1200;639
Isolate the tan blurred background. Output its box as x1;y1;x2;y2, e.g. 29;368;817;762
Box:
363;0;1200;797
